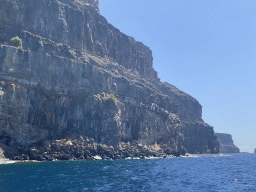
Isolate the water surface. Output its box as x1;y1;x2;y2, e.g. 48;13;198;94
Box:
0;154;255;191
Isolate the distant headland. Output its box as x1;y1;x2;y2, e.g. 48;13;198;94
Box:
215;133;240;153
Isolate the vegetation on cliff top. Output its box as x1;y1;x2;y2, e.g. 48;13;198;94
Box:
10;36;22;49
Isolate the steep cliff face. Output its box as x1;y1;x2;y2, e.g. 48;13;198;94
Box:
215;133;239;153
0;0;219;159
158;83;219;154
0;42;182;151
0;0;157;82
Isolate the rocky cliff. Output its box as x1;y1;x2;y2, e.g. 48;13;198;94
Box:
215;133;239;153
0;0;219;160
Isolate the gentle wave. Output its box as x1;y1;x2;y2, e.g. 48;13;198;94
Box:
0;153;255;191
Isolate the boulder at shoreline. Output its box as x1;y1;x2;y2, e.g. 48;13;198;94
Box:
10;135;182;162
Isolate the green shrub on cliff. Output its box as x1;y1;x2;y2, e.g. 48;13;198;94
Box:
108;93;116;101
10;36;22;49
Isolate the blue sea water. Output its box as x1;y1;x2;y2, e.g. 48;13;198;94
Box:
0;153;255;191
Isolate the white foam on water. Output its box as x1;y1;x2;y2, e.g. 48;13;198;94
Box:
0;159;17;164
218;154;232;157
0;159;40;164
145;156;160;159
185;154;201;158
93;155;102;160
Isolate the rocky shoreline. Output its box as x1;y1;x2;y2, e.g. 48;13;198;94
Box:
0;155;184;165
1;135;184;162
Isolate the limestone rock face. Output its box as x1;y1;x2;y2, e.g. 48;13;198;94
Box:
215;133;240;153
0;0;219;158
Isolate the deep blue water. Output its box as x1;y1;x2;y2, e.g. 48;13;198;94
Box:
0;153;255;191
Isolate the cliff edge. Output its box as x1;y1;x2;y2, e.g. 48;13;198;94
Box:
215;133;240;153
0;0;218;161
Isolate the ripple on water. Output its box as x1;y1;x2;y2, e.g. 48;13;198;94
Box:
0;154;255;191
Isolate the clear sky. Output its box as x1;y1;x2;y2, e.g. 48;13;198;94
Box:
99;0;256;153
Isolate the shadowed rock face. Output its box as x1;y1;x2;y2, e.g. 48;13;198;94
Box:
0;0;219;159
215;133;240;153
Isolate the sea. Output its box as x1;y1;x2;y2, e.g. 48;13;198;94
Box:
0;153;255;191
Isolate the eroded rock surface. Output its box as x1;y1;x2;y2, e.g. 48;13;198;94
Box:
13;135;183;161
0;0;219;160
215;133;239;153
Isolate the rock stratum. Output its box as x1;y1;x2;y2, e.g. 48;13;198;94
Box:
215;133;239;153
0;0;219;161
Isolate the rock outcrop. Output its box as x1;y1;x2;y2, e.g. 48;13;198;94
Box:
0;0;219;161
215;133;240;153
12;135;182;161
0;145;7;159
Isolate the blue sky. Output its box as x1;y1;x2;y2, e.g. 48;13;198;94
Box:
99;0;256;152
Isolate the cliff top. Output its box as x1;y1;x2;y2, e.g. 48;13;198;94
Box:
215;133;234;145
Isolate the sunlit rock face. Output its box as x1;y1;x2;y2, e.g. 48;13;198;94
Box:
215;133;240;153
0;0;157;83
58;0;99;12
0;0;219;157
